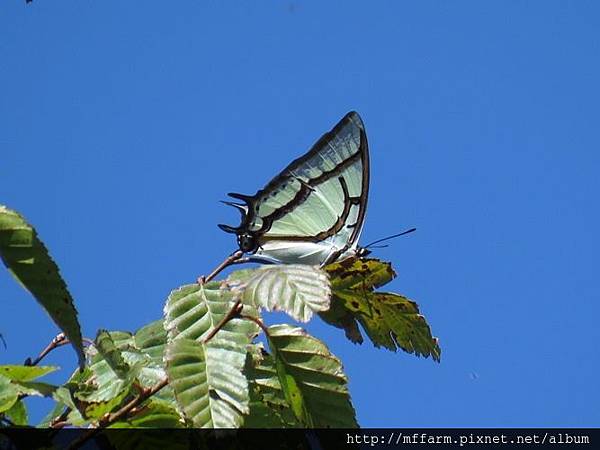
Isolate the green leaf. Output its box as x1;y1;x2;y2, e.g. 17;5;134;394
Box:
0;374;18;413
52;369;92;426
267;324;358;428
163;283;259;428
222;268;257;285
134;319;167;366
233;265;331;322
5;399;28;426
11;381;57;398
38;400;65;428
244;344;299;428
0;206;85;368
95;330;131;379
84;329;173;408
109;398;183;428
133;320;172;395
164;283;259;343
77;382;133;421
83;341;142;406
39;367;90;427
0;365;58;382
165;338;248;428
323;258;441;361
73;345;136;420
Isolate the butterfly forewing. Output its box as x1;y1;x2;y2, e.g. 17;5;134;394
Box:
222;111;369;265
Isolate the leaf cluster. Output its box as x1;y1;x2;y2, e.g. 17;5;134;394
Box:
0;205;440;434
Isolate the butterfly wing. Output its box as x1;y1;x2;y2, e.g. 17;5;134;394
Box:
220;111;369;265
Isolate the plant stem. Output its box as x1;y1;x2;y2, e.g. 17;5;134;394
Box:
197;249;244;284
65;254;253;447
66;377;169;449
203;299;243;343
24;333;69;367
50;407;72;429
240;314;270;337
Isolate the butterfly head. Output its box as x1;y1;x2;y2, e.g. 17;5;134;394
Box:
218;223;258;253
355;246;372;258
237;232;258;253
218;194;260;254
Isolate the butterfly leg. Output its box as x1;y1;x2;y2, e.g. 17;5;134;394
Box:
197;249;244;285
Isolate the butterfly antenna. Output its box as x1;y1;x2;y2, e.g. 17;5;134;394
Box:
364;227;416;249
365;244;390;249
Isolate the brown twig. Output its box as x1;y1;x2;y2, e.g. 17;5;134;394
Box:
65;254;251;447
24;334;93;370
197;250;244;284
68;296;248;448
203;299;244;343
240;314;270;337
49;420;70;429
24;333;68;367
49;406;72;429
66;377;169;449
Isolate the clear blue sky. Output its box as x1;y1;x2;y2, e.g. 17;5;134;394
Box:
2;1;599;427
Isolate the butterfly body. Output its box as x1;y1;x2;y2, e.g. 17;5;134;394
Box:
219;111;369;266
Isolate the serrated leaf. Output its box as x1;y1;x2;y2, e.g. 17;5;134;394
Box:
0;206;85;368
39;367;90;426
235;265;331;322
133;320;172;395
52;372;89;426
78;382;133;421
85;328;173;406
95;330;131;379
165;338;248;428
318;303;364;344
11;381;57;398
322;258;441;361
323;257;385;342
0;374;18;413
164;283;259;343
0;365;58;382
325;257;395;291
244;344;299;428
267;324;358;428
134;319;167;366
163;283;259;428
109;398;183;428
222;268;257;286
5;399;28;426
329;290;441;361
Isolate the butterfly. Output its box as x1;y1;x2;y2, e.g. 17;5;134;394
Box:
218;111;370;268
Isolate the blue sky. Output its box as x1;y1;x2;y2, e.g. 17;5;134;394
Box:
1;1;599;427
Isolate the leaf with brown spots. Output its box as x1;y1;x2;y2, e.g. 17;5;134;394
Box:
338;291;440;360
324;257;395;291
322;257;441;361
0;205;85;368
